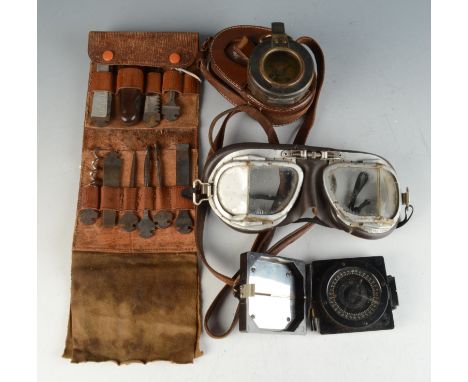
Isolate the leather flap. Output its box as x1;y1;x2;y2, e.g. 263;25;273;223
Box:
88;31;199;68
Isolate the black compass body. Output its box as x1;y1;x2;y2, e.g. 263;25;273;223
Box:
311;256;398;334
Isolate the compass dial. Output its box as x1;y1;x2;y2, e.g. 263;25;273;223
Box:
326;266;382;323
262;49;303;85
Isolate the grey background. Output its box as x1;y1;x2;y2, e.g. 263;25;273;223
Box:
38;0;430;381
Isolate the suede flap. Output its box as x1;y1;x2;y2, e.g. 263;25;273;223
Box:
64;251;201;364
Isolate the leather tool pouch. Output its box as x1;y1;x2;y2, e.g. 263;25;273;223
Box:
64;32;202;364
199;25;325;127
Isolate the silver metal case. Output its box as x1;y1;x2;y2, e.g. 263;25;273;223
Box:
239;252;307;334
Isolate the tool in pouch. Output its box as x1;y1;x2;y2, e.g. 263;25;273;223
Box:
117;67;145;126
136;146;156;238
90;64;113;127
153;143;173;228
101;151;122;227
79;148;102;225
143;72;162;127
161;70;182;121
119;151;139;232
175;143;193;234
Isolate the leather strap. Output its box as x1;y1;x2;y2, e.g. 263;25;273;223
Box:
203;227;276;338
208;104;279;156
198;35;325;336
202;220;314;338
292;36;325;145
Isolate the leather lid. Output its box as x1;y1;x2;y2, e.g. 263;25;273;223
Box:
88;31;199;68
209;25;269;91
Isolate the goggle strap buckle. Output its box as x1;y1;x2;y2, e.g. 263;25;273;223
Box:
192;179;212;205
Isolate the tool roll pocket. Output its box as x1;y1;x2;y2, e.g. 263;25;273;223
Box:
66;31;202;364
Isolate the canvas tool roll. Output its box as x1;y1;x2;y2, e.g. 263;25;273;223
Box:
64;31;202;364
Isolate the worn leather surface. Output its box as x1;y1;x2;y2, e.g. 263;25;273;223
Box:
66;31;201;364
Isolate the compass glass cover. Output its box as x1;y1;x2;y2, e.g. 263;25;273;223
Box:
262;49;302;85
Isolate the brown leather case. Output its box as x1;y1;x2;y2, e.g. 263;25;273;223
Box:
64;31;202;364
199;25;323;126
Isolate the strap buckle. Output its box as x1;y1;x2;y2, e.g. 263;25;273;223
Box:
192;179;212;205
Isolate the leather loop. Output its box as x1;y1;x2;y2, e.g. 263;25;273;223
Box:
183;73;200;94
196;202;238;286
116;67;144;92
140;187;154;210
81;185;100;209
155;186;169;210
90;71;113;93
146;72;162;94
122;187;137;211
162;70;183;93
170;185;194;210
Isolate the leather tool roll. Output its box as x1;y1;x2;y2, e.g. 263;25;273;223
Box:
65;31;201;365
199;25;325;135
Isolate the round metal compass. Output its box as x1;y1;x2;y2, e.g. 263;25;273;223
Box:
247;22;314;105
